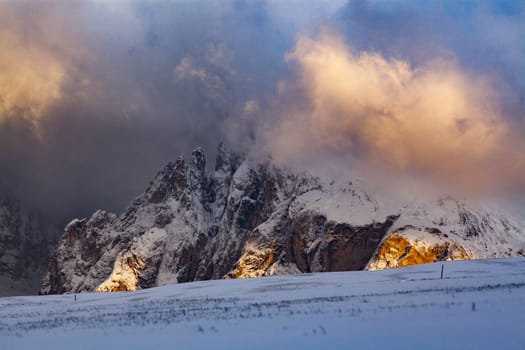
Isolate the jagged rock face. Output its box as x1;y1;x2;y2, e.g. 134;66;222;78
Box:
43;211;118;294
0;197;53;296
226;213;398;279
367;197;525;270
370;234;469;269
42;144;302;293
40;145;525;294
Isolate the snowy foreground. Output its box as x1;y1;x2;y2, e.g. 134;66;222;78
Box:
1;259;525;350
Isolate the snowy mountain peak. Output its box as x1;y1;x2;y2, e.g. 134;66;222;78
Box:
215;142;241;174
191;147;206;172
40;145;525;294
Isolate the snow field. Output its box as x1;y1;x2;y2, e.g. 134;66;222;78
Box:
1;258;525;349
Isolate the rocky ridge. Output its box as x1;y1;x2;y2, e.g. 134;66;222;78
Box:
41;145;525;294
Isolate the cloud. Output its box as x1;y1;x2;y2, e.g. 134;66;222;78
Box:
338;0;525;120
258;29;525;195
0;13;65;123
0;0;523;227
174;58;209;81
174;43;237;112
0;1;344;227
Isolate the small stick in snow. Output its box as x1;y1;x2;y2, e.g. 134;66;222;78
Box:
440;264;444;279
74;294;77;302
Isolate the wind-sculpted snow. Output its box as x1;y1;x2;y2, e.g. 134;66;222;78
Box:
41;145;525;294
2;259;525;349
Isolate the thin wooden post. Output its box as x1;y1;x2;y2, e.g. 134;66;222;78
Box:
440;264;444;279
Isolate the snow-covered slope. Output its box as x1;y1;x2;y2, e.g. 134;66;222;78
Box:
367;196;525;270
41;145;525;294
3;258;525;349
0;196;53;296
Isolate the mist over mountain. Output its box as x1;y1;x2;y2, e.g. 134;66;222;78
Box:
0;0;524;229
0;1;524;296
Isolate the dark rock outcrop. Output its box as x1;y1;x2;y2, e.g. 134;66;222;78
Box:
0;196;54;296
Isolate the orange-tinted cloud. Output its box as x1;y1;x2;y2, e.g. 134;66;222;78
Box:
261;30;525;194
0;30;65;122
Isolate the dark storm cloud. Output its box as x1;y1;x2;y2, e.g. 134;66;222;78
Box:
0;0;343;226
0;0;524;229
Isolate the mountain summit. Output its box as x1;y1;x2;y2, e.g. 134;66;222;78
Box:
41;145;525;294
